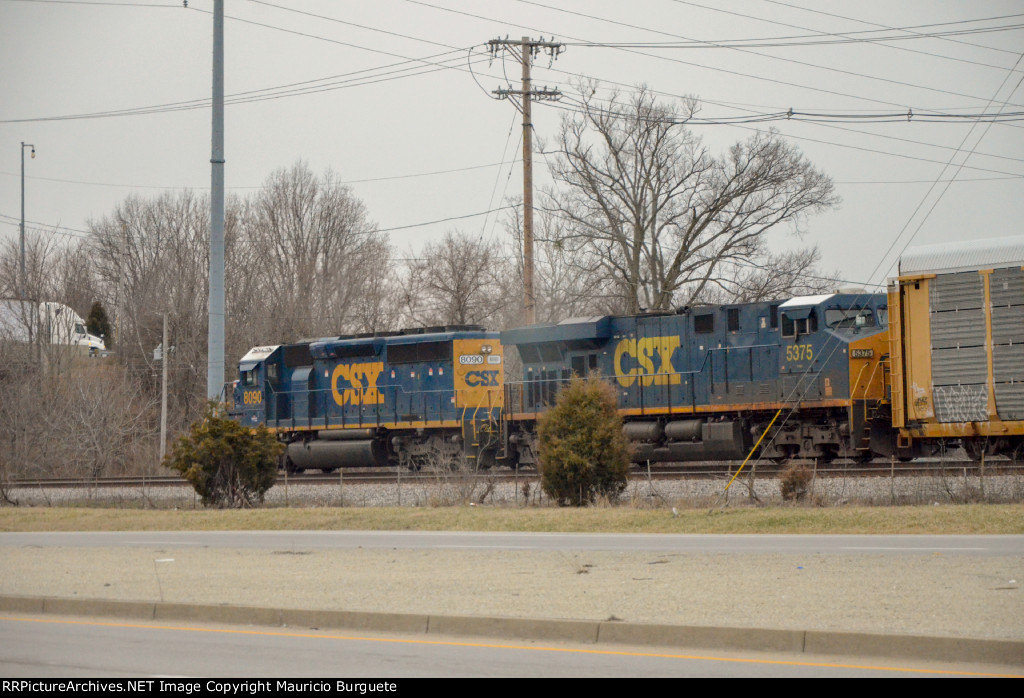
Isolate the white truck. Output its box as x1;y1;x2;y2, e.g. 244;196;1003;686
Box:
0;299;107;354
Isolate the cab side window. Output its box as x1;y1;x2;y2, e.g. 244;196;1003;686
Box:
782;312;817;338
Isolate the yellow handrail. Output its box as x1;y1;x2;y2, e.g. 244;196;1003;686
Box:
723;408;783;494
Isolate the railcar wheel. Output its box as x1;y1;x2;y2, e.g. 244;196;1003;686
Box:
1006;439;1024;464
963;439;995;461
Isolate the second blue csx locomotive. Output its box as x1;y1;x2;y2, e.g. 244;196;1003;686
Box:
232;291;894;469
501;291;892;466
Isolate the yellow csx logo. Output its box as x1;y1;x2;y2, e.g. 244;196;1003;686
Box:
614;336;681;387
242;390;263;405
331;362;385;406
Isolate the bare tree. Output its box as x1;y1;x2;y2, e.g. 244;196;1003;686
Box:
0;230;62;302
347;243;402;334
88;189;218;428
50;242;101;320
241;161;387;342
501;201;620;326
545;83;839;313
696;247;840;305
398;230;505;328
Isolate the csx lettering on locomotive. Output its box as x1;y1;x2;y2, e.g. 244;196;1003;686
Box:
614;336;681;387
331;362;384;406
464;369;499;387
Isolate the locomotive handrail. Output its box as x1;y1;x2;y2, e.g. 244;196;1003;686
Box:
852;362;870;401
261;382;463;431
465;387;502;447
857;355;887;436
505;342;800;417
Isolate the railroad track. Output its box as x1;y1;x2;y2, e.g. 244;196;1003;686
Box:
7;459;1022;490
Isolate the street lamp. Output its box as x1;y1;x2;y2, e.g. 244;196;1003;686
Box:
20;141;36;300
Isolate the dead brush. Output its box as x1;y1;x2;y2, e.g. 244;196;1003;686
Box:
780;463;813;502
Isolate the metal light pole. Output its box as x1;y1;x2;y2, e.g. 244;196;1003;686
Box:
20;142;35;300
207;0;226;400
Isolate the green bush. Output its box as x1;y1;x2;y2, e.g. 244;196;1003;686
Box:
163;402;282;508
537;375;630;506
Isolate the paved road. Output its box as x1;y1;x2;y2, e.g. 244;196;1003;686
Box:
1;531;1021;673
2;615;1018;678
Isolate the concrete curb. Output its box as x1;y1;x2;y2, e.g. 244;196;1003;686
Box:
2;595;1021;667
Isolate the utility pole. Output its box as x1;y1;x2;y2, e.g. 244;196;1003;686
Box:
160;312;169;462
489;37;563;326
19;142;35;300
207;0;226;400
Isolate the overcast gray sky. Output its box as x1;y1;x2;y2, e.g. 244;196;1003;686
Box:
2;0;1022;294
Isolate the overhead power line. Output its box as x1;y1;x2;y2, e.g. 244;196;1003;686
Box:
0;159;519;191
664;0;1024;73
509;0;1024;109
564;22;1024;49
406;0;1024;118
3;0;179;6
761;0;1024;57
0;204;519;241
0;49;487;123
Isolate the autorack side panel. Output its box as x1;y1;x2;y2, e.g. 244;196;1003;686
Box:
890;234;1024;443
930;270;990;422
991;266;1024;421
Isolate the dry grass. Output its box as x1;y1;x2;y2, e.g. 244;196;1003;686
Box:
0;502;1021;534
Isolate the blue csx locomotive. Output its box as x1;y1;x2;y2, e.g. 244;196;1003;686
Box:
230;291;903;470
230;326;505;472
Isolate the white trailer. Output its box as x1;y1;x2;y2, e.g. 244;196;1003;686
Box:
0;299;107;354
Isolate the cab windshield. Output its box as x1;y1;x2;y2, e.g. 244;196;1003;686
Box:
824;308;875;330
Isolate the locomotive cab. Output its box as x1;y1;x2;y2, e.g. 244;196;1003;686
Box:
233;344;280;428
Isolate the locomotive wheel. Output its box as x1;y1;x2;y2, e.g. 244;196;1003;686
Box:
816;448;837;465
769;445;799;465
